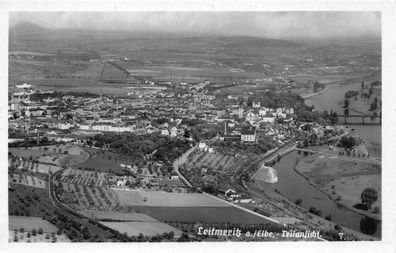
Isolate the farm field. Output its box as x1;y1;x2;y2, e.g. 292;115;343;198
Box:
100;221;183;237
71;62;103;79
60;168;108;184
9;231;70;243
11;173;47;189
131;206;276;224
80;211;158;222
9;184;57;216
9;215;59;232
100;62;132;83
184;151;242;174
113;189;228;207
57;181;119;211
10;158;62;174
9;144;89;167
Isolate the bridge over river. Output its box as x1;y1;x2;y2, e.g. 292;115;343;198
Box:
338;114;381;125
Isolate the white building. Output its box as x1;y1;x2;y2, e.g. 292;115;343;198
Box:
261;117;276;123
170;127;178;137
161;129;169;136
252;101;261;108
238;108;244;118
246;111;257;122
241;128;256;142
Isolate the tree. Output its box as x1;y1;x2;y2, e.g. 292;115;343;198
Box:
334;224;342;231
344;99;349;108
339;136;357;149
360;217;377;235
361;188;378;209
294;199;302;206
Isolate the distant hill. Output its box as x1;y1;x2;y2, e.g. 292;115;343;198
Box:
9;22;301;49
218;36;301;48
9;22;49;36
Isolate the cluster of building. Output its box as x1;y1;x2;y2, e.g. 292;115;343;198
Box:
8;80;299;151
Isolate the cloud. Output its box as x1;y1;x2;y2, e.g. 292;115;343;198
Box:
9;12;381;38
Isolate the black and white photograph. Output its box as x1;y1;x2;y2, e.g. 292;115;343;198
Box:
2;0;396;251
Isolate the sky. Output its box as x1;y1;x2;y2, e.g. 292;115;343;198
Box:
9;12;381;39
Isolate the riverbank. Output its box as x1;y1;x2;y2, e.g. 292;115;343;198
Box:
248;178;378;241
300;86;328;99
294;152;381;221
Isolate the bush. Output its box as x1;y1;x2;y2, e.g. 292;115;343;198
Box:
309;206;322;216
361;188;378;209
294;199;302;206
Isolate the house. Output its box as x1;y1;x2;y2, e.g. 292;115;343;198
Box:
259;108;270;116
116;179;127;187
238;108;244;118
276;108;283;114
241;127;256;142
228;122;236;128
198;142;207;150
252;101;261;108
261;117;276;123
220;134;241;142
31;109;45;117
246;111;257;122
170;172;179;180
225;189;240;198
235;198;254;204
170;127;178;137
58;121;73;130
161;129;169;136
78;124;91;130
277;112;287;118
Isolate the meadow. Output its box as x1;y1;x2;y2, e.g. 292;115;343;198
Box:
131;206;275;224
113;190;228;207
71;154;124;174
295;153;381;187
100;221;183;237
323;174;381;215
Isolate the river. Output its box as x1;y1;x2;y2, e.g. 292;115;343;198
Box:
258;81;381;238
305;82;381;158
258;151;381;238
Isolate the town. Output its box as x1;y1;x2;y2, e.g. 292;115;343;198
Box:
8;12;382;243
